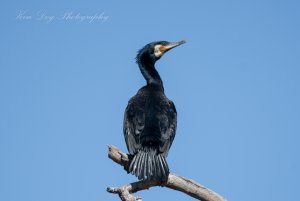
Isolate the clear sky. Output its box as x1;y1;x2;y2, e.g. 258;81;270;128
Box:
1;1;299;201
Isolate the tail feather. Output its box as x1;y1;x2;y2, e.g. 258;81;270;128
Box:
136;151;143;179
158;154;166;177
129;147;169;181
140;151;146;179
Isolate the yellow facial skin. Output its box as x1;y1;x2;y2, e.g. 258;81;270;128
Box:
154;40;186;58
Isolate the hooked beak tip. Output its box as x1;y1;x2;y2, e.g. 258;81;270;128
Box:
178;40;186;45
165;40;186;51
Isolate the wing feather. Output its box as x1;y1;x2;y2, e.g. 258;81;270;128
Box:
159;100;177;156
123;99;144;155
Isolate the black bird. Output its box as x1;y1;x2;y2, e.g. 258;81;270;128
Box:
123;40;186;181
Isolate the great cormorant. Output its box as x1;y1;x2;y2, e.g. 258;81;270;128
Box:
123;40;186;181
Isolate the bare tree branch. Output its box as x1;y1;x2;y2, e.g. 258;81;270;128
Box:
107;145;227;201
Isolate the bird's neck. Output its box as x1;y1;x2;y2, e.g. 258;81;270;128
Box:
138;62;164;90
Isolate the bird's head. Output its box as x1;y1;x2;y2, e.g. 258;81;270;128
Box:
136;40;186;65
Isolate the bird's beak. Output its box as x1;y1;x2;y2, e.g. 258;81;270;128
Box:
164;40;186;52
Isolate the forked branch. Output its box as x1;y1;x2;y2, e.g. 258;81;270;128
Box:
107;145;227;201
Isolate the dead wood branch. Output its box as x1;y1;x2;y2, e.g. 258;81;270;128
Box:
107;145;227;201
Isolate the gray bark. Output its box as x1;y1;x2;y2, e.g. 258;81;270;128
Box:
107;145;227;201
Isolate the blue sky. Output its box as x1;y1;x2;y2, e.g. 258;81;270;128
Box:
1;1;299;201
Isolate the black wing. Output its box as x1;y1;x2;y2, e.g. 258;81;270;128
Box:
158;100;177;157
123;98;144;155
123;96;177;157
